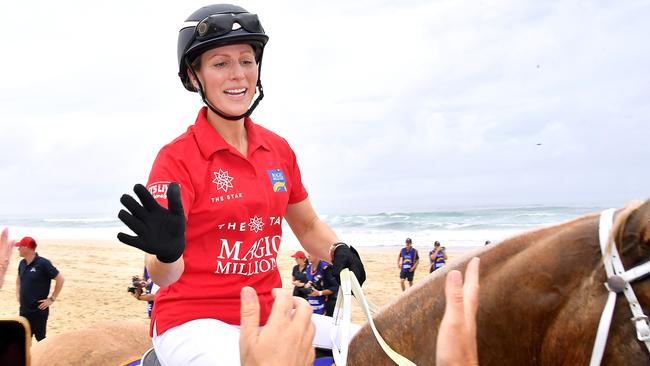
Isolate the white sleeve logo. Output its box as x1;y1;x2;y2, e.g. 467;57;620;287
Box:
147;181;171;199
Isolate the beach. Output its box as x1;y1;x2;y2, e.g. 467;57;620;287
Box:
0;239;467;339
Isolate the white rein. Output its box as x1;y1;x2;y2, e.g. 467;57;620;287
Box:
330;268;416;366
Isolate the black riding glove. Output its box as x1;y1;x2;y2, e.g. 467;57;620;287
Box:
117;183;186;263
331;243;366;286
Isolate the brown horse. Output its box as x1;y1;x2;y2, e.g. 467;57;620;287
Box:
29;321;150;366
26;200;650;365
348;199;650;365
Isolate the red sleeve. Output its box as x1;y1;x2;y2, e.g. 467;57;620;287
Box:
288;146;308;204
146;147;194;218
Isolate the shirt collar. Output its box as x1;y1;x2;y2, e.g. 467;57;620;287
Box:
194;107;270;159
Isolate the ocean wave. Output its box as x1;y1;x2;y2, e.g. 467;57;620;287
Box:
43;217;118;224
0;205;604;242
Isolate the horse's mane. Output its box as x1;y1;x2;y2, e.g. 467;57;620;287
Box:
583;200;645;283
606;200;644;256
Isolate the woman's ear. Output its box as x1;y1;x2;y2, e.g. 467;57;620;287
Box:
187;68;200;91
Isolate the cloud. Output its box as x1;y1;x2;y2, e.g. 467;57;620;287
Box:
0;0;648;216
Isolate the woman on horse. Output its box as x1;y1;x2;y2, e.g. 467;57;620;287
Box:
116;4;365;364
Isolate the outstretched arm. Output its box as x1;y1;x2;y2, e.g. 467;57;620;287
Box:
436;257;480;366
285;198;337;262
285;198;366;285
0;228;14;290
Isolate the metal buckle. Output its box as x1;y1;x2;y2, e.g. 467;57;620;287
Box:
631;315;650;341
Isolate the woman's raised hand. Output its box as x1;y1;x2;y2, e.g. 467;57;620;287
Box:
117;183;186;263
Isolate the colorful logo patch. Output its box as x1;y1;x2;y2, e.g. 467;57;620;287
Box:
267;169;287;192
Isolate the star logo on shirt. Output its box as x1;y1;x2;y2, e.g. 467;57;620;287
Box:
212;169;234;192
248;216;264;233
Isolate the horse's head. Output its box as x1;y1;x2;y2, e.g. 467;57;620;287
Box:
595;199;650;365
530;199;650;365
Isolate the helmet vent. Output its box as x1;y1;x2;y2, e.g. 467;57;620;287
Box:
197;22;208;36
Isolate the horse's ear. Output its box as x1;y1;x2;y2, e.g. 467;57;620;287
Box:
617;199;650;260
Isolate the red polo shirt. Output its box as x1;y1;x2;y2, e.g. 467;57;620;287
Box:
147;107;308;336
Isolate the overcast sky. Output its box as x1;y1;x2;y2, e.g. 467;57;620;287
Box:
1;0;649;216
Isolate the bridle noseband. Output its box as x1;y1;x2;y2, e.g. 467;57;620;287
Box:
590;208;650;365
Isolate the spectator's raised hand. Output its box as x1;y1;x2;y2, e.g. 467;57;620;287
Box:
436;257;480;366
0;228;15;289
117;183;185;263
240;287;315;366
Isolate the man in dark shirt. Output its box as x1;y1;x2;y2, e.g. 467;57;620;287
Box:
15;237;65;341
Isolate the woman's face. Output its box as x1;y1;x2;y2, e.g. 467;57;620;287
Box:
194;44;258;117
295;257;305;265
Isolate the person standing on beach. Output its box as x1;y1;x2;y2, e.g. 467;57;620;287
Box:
15;237;65;341
397;238;419;291
429;241;448;273
305;257;328;315
131;266;159;318
290;250;309;300
305;254;339;316
116;4;365;364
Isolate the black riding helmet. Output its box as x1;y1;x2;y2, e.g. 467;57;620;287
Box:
178;4;269;120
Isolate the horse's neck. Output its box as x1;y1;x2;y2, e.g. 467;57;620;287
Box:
477;216;604;364
348;215;603;365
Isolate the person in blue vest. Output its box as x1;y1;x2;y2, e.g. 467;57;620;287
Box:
305;256;338;315
319;262;339;317
429;241;448;273
397;238;419;291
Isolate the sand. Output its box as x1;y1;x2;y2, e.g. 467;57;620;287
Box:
0;239;461;338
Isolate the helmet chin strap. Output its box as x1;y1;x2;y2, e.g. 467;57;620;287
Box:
186;57;265;121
